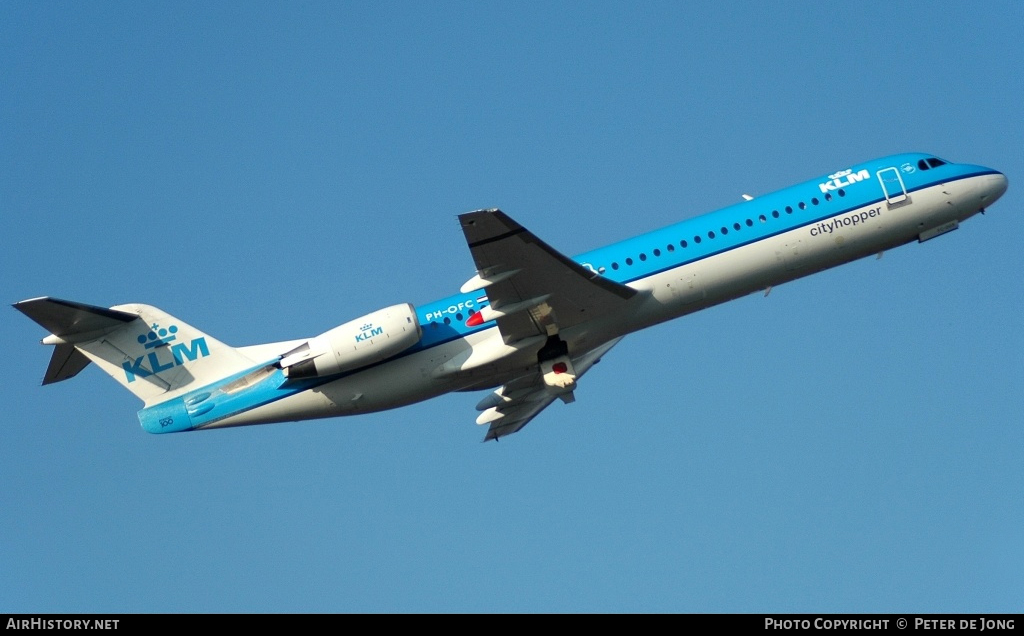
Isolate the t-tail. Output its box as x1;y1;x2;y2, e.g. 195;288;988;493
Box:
14;297;263;433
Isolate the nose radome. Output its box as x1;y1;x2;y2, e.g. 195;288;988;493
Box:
987;172;1009;202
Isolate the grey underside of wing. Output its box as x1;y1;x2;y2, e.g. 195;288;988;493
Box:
458;210;636;343
43;344;92;385
484;337;623;441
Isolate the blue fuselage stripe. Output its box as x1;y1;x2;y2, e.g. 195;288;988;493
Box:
145;156;995;428
414;161;994;346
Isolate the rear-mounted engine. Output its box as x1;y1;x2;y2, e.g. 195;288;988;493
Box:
279;303;422;379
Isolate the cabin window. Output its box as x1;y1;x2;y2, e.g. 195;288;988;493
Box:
681;240;688;248
694;236;702;244
626;257;633;266
721;227;728;235
759;214;767;223
443;317;451;325
838;189;846;197
456;313;463;321
708;231;715;239
612;262;619;270
653;248;661;257
733;222;741;231
825;193;832;201
811;197;819;205
667;244;675;252
772;210;780;218
746;219;753;227
639;253;647;261
798;202;806;210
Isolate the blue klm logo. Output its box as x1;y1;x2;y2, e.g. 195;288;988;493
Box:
123;323;210;382
354;323;383;342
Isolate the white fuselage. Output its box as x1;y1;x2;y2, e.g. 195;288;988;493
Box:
208;171;1002;430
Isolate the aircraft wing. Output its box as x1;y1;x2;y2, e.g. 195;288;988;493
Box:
477;337;621;441
459;209;637;343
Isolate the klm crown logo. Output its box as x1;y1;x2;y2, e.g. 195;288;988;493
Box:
354;322;383;342
138;323;179;349
819;168;871;194
123;323;211;383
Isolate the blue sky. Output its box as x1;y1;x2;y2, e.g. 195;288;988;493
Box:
2;2;1022;612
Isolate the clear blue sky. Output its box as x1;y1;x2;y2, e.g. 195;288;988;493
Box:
3;2;1022;612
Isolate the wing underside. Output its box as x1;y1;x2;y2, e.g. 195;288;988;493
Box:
459;209;636;344
478;337;621;441
456;209;635;440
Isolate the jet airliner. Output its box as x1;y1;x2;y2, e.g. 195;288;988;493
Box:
15;153;1007;440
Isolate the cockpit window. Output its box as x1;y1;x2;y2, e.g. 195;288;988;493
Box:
918;159;930;171
926;157;946;168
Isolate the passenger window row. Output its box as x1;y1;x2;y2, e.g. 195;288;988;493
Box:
428;309;478;328
607;188;847;271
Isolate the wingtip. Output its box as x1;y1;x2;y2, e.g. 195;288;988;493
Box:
459;208;503;221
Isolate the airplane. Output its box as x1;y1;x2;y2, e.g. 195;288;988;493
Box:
15;153;1008;441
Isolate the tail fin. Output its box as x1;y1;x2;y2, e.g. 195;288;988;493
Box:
15;297;258;406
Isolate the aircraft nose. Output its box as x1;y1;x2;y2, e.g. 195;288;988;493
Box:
982;172;1008;205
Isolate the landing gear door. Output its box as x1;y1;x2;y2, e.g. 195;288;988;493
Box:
877;167;907;205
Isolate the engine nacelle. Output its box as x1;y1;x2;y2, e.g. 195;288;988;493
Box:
280;303;422;379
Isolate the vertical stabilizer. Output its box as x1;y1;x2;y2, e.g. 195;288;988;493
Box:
15;297;258;406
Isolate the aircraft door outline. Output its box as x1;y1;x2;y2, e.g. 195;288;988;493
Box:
877;167;908;205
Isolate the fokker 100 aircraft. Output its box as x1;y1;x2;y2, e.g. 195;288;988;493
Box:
16;153;1007;440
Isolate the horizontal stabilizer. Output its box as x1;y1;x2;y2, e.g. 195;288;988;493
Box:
15;297;143;385
16;296;259;406
14;297;137;340
43;343;91;385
